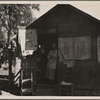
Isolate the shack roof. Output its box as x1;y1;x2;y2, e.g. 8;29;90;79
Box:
26;4;100;37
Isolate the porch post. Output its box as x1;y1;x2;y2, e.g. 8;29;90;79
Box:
9;42;13;93
34;29;38;85
56;26;59;85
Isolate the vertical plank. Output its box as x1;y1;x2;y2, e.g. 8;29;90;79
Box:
97;36;100;63
31;69;34;95
20;69;23;96
91;36;97;61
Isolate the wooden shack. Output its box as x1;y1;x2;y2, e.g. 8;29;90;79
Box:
26;4;100;94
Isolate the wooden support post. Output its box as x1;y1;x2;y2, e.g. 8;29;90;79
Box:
20;69;23;96
31;69;33;95
9;45;13;93
56;26;59;85
34;50;37;85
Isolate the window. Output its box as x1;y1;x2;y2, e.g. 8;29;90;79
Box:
58;36;91;60
25;29;37;50
74;36;91;60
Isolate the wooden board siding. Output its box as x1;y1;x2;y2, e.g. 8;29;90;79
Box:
74;60;100;88
58;36;98;88
58;23;100;37
57;60;100;88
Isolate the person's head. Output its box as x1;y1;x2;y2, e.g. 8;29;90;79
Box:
52;43;56;50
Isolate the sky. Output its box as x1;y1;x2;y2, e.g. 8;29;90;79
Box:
32;1;100;21
0;1;99;20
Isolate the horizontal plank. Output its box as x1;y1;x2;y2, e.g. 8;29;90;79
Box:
0;70;9;76
22;79;31;83
22;88;32;93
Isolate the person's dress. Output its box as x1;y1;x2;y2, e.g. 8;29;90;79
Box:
46;50;57;80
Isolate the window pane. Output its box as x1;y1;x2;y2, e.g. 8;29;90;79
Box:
74;36;91;60
25;29;37;50
58;38;74;60
58;36;91;60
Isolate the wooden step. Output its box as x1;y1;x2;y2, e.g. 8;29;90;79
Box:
22;79;31;83
22;88;32;93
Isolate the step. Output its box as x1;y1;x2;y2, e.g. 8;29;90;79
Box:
22;79;31;83
22;88;32;93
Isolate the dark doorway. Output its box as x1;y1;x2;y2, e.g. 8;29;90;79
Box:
38;34;57;55
36;33;58;85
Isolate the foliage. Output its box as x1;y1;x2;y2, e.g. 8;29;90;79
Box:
0;4;40;44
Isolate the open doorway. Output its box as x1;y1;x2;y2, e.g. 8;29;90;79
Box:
36;34;58;85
